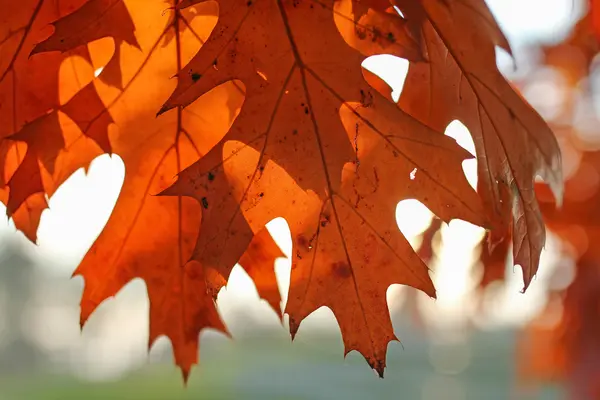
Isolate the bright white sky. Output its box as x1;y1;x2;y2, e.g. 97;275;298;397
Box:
0;0;584;380
488;0;582;44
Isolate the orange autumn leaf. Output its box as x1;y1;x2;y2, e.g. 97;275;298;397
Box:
396;0;563;290
591;0;600;42
12;0;282;380
160;0;487;376
0;0;132;239
3;0;562;382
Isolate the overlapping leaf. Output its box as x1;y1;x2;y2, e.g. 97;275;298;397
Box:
394;0;563;290
0;0;135;239
9;0;286;379
160;0;486;376
477;149;600;397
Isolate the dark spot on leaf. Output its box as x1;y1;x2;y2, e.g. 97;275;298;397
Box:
296;234;309;250
320;213;330;227
331;261;351;278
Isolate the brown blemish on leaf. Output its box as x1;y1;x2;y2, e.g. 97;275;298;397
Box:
331;261;352;278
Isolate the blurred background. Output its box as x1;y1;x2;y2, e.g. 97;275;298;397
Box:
0;0;597;399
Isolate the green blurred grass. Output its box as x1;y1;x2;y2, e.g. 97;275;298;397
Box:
0;326;563;400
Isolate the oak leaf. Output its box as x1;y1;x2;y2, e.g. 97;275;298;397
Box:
395;0;563;290
160;0;485;376
0;0;128;239
11;0;284;379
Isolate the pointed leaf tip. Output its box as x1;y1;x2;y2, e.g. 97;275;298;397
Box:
289;317;300;341
156;104;173;117
181;367;191;386
371;359;385;378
